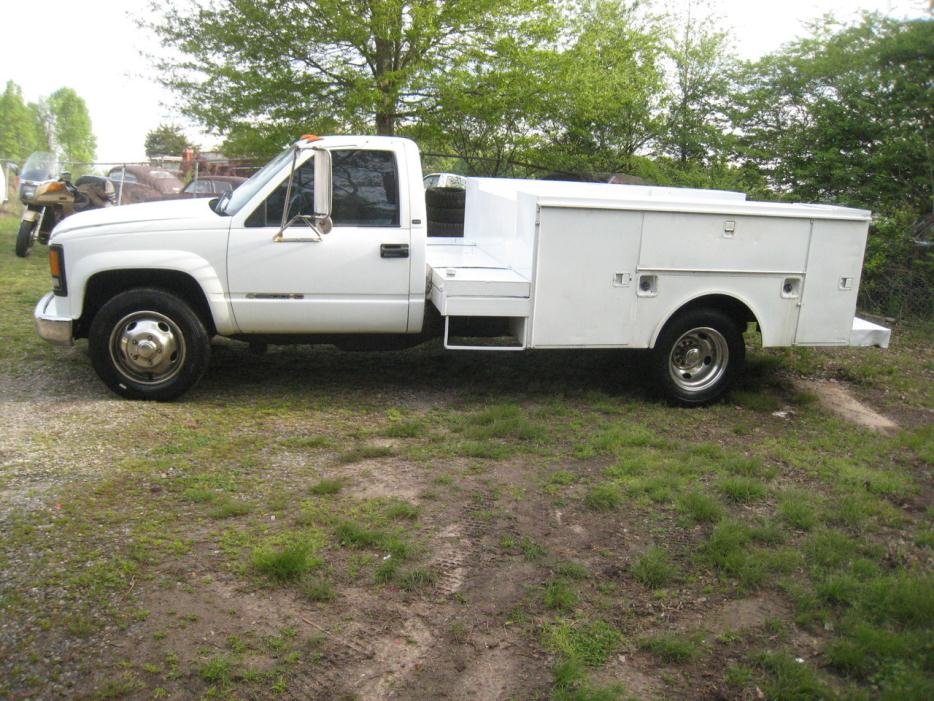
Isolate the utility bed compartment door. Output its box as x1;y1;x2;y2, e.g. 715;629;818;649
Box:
531;207;641;347
796;219;867;345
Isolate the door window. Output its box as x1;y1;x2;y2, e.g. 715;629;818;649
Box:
332;150;399;227
245;150;400;228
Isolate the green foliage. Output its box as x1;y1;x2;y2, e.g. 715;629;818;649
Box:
149;0;553;139
0;81;47;161
47;87;96;167
144;124;193;158
733;14;932;217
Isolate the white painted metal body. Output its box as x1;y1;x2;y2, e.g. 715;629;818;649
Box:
38;135;889;354
427;176;889;350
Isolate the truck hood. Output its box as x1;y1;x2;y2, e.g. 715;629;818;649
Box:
52;198;223;238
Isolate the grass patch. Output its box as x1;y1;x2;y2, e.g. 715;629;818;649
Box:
338;445;395;464
545;619;622;667
461;403;546;442
638;633;701;663
630;547;677;588
382;420;426;438
309;478;343;495
717;476;767;503
398;568;436;591
584;483;623;511
208;498;251;519
252;542;318;582
544;580;579;612
778;491;818;531
302;578;336;602
554;561;590;580
677;491;724;524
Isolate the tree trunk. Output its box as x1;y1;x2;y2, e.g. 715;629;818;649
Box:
375;111;394;136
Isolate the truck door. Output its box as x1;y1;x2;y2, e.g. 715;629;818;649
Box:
226;149;411;334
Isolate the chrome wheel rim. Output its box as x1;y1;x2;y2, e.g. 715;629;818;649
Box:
668;326;729;393
109;311;186;385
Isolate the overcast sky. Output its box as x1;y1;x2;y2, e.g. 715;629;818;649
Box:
0;0;929;163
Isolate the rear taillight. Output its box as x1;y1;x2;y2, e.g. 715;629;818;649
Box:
50;245;67;296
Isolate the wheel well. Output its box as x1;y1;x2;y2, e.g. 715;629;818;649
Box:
76;270;216;338
658;294;760;344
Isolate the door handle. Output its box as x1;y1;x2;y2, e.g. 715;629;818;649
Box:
380;243;409;259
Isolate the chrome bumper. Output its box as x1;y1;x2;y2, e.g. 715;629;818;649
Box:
34;292;74;346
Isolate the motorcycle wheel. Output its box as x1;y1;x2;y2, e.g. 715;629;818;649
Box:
15;220;36;258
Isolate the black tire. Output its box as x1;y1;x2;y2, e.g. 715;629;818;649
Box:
427;219;464;237
15;219;35;258
427;204;465;224
650;307;745;406
88;288;211;401
426;186;465;209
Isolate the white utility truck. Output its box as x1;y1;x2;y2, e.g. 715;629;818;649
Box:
34;135;890;404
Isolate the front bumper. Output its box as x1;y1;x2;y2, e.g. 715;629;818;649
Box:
35;292;74;346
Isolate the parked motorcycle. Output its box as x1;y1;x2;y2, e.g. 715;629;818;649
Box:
15;151;115;258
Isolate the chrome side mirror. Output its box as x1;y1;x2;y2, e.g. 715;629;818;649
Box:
274;146;333;243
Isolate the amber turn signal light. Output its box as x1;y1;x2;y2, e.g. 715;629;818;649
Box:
49;245;67;295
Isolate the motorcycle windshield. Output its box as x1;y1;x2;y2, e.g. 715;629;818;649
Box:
22;152;59;182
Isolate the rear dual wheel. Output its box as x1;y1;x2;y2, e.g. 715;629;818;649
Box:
651;308;745;406
89;288;210;400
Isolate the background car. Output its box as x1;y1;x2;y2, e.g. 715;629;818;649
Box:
108;165;184;204
181;175;246;197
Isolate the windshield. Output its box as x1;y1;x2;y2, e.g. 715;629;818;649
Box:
219;147;297;216
22;151;59;182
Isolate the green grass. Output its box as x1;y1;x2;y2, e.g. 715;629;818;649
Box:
631;547;678;588
398;568;436;591
718;476;768;503
584;483;623;511
208;498;252;519
308;478;344;495
545;619;622;667
638;633;702;663
544;580;579;612
337;445;395;464
252;542;319;582
677;491;724;523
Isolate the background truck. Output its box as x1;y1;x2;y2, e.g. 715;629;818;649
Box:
34;135;890;404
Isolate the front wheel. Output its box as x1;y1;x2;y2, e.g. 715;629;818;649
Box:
88;288;211;400
651;308;745;406
15;219;36;257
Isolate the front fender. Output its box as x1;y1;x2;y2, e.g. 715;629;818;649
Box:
69;250;237;335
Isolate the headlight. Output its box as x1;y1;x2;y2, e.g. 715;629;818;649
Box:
21;184;36;201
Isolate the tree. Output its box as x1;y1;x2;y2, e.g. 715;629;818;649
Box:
0;81;47;161
535;1;665;178
147;0;550;138
46;88;96;166
145;124;193;157
657;0;735;165
731;14;933;215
